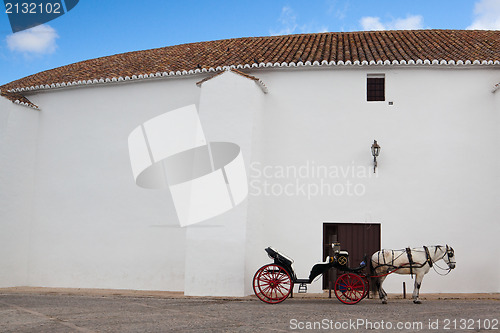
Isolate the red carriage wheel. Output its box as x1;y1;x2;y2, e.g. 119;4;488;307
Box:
253;264;293;304
334;273;365;305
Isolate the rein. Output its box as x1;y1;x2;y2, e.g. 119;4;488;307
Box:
370;267;402;278
432;261;453;276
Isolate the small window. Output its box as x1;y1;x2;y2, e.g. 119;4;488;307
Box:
367;74;385;101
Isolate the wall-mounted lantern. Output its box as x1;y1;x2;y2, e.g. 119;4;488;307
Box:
371;140;381;173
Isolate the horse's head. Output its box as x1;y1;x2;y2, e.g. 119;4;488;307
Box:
442;245;456;269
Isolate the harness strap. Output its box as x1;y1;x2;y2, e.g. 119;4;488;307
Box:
423;246;433;267
381;250;389;273
405;247;414;278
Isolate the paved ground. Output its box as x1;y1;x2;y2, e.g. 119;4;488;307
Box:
0;289;498;332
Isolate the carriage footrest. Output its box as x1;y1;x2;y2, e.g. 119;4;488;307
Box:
298;283;307;293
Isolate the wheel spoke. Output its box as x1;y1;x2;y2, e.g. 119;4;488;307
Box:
338;275;348;285
275;283;290;295
271;267;281;279
276;273;288;282
260;284;272;294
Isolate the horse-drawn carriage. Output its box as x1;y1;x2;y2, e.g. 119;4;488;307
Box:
253;244;455;305
253;245;369;304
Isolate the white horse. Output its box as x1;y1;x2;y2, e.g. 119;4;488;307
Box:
370;245;456;304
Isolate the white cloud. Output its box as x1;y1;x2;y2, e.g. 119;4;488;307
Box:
360;17;385;31
326;0;350;20
467;0;500;30
360;15;424;31
272;6;298;35
392;16;424;30
6;24;59;54
271;6;329;36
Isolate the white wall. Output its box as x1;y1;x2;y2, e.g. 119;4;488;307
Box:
184;71;264;296
0;76;200;290
0;65;498;295
246;66;499;293
0;98;39;287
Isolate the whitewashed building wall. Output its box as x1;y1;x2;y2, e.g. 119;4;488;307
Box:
0;65;498;295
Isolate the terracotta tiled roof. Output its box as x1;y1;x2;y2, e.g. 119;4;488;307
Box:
1;30;499;105
196;69;268;93
0;91;39;109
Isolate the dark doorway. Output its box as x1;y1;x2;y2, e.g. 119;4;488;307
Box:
322;223;381;289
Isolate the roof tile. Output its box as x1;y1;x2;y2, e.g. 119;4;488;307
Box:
1;30;499;98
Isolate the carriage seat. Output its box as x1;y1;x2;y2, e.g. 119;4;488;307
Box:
308;263;331;282
306;256;335;282
265;247;294;267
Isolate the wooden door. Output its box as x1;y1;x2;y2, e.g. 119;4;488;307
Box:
322;223;381;289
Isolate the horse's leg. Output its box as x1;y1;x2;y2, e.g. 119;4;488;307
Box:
376;275;388;304
412;273;424;304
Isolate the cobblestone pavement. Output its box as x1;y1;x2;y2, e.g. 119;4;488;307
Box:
0;290;498;332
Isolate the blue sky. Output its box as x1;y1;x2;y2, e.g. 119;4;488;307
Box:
0;0;499;86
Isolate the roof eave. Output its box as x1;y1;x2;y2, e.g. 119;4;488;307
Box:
4;59;500;97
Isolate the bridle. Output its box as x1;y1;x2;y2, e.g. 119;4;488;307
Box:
432;245;455;276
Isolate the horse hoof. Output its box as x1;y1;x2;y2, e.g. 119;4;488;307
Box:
413;300;421;304
382;300;387;304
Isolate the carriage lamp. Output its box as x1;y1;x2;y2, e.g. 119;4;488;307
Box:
371;140;381;173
